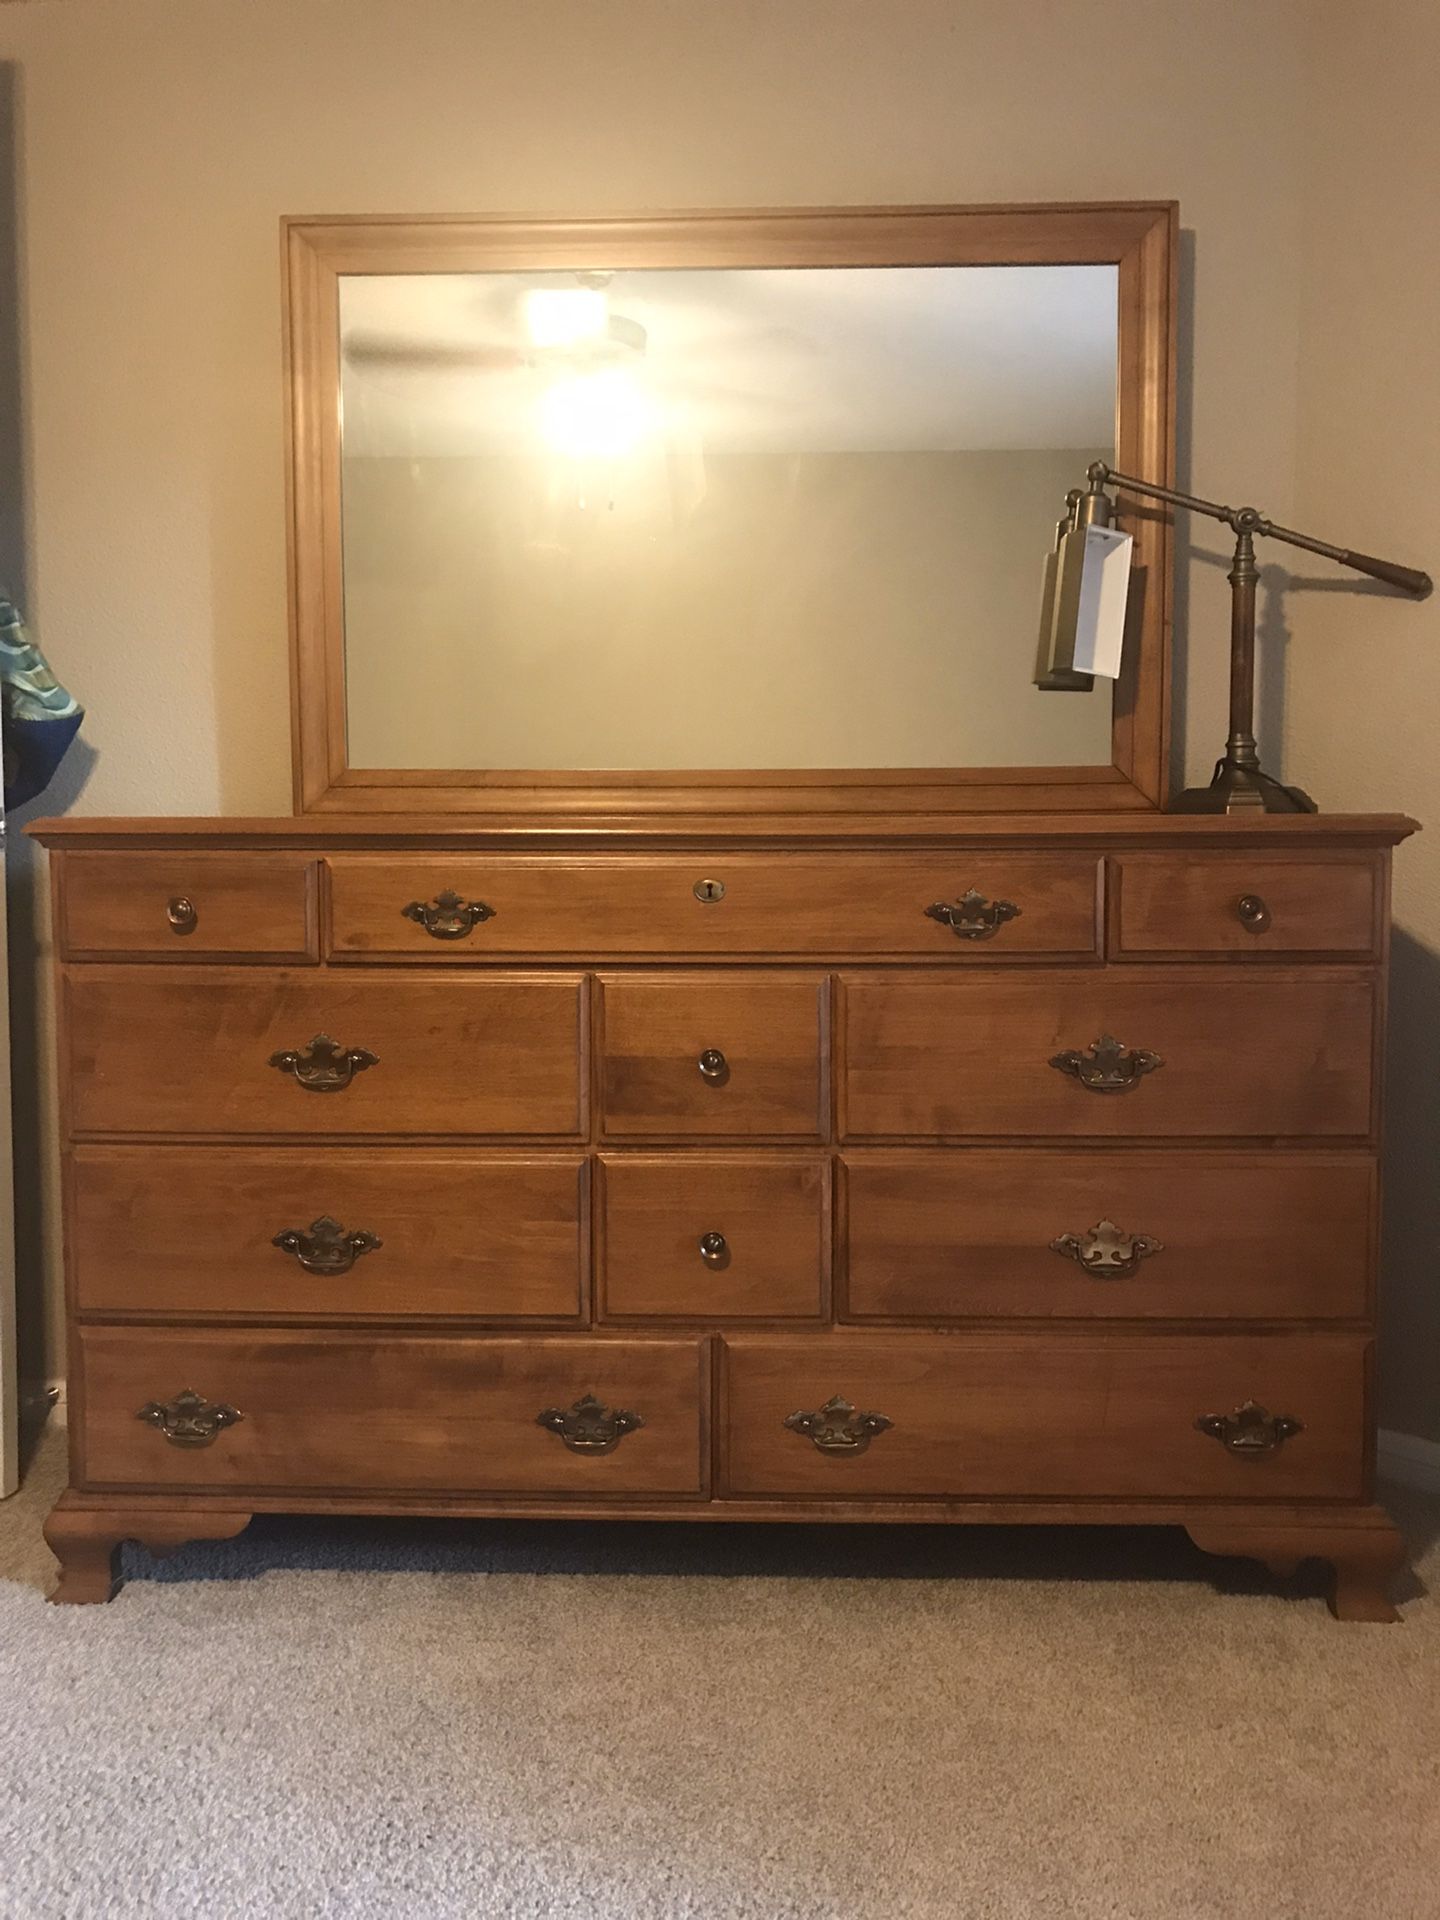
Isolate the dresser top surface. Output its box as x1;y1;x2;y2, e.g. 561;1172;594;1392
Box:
25;812;1420;852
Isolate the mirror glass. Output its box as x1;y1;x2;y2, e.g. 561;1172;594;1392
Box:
338;264;1118;771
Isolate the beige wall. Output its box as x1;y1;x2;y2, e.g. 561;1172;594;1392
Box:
342;448;1114;770
1289;0;1440;1438
0;0;1389;1392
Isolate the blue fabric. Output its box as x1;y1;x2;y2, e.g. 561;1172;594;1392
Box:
0;592;83;809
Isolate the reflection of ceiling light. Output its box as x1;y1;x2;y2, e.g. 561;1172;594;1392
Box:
525;287;608;350
538;369;660;459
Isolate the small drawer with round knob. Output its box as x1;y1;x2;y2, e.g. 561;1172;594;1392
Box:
59;852;320;962
598;974;828;1140
600;1153;829;1319
1109;853;1379;959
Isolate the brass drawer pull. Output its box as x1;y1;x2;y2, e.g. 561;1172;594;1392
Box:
1236;892;1272;933
924;888;1021;940
166;895;198;935
268;1033;378;1093
402;889;495;939
1050;1032;1163;1093
272;1216;382;1275
1051;1218;1162;1278
1196;1400;1303;1457
784;1394;893;1456
697;1048;729;1083
136;1388;243;1450
698;1230;729;1267
537;1393;645;1456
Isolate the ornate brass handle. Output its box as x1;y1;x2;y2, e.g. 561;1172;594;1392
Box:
136;1388;243;1449
402;889;495;939
1236;893;1272;933
166;896;197;935
698;1230;729;1267
924;889;1021;940
537;1393;645;1456
1051;1218;1163;1278
1196;1400;1303;1457
784;1395;893;1456
268;1033;378;1093
697;1048;729;1083
272;1216;381;1275
1049;1032;1163;1093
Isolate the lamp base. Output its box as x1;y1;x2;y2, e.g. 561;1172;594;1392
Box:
1168;757;1317;815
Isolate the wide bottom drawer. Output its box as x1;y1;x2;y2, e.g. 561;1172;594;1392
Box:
79;1329;706;1496
721;1333;1368;1500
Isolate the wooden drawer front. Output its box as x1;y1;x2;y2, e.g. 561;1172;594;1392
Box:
843;1151;1373;1322
841;969;1375;1140
600;1155;828;1320
78;1329;706;1495
61;852;318;961
65;969;585;1139
71;1148;587;1321
327;853;1100;961
599;974;827;1140
1111;853;1379;958
722;1333;1367;1500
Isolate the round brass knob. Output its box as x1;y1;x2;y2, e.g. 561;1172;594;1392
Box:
699;1231;729;1266
166;896;197;934
697;1048;728;1083
1236;893;1272;934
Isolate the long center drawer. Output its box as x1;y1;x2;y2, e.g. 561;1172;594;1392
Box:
326;853;1101;960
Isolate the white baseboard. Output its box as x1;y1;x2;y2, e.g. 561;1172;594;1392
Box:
1378;1428;1440;1495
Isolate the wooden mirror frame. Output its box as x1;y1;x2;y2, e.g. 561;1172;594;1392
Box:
284;201;1176;822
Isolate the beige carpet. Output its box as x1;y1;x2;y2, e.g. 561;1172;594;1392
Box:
2;1422;1437;1920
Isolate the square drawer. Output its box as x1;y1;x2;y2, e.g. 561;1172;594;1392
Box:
600;1153;829;1320
721;1331;1368;1500
65;968;586;1139
326;852;1101;961
1110;852;1379;958
60;851;318;962
78;1329;708;1496
71;1148;588;1321
599;973;828;1140
840;968;1376;1140
842;1150;1374;1321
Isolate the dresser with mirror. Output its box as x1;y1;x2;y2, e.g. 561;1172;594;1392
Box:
34;203;1415;1617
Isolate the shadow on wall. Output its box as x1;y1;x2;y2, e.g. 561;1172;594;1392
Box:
0;60;100;1393
1381;925;1440;1438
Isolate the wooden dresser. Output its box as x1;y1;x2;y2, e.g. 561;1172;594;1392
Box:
32;811;1416;1618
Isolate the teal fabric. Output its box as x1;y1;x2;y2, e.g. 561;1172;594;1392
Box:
0;591;83;808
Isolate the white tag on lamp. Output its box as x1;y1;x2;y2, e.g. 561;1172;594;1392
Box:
1069;525;1133;679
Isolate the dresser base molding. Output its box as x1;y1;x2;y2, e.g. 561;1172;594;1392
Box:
43;1496;254;1605
1183;1512;1405;1622
43;1489;1404;1620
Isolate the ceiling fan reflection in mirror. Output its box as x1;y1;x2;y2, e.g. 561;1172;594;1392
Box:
340;268;809;459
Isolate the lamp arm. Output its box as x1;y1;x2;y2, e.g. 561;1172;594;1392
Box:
1089;462;1432;598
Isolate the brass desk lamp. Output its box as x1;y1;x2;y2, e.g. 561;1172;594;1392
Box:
1036;462;1433;812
